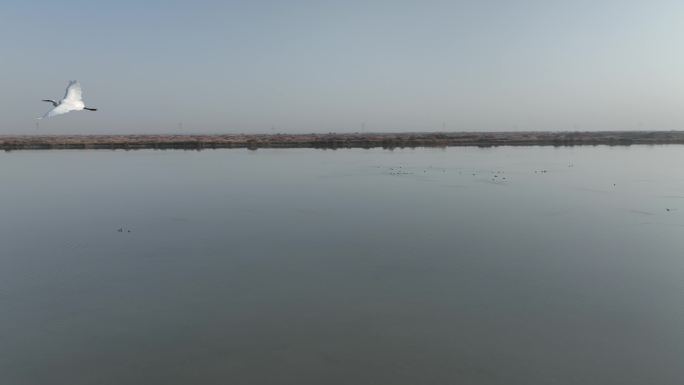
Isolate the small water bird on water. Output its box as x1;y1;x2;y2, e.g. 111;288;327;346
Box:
39;80;97;119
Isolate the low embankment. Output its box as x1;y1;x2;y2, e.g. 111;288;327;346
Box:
2;131;684;151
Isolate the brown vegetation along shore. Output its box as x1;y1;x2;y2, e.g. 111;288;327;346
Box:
2;131;684;151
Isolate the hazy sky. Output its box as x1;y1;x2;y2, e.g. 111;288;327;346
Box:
2;0;684;134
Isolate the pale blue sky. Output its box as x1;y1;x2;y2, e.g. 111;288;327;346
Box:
2;0;684;134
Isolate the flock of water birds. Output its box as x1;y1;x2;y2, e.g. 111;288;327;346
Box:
38;80;97;120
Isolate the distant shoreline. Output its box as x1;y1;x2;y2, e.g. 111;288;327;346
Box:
2;131;684;151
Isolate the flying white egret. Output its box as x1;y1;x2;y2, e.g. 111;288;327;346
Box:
39;80;97;119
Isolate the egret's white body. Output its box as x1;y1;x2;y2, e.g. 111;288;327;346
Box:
39;80;96;119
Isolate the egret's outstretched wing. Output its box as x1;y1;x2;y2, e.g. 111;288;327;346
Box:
40;103;73;119
62;80;82;103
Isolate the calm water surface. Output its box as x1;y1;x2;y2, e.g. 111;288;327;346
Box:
1;146;683;384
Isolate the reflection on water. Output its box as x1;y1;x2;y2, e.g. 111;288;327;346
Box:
1;146;684;385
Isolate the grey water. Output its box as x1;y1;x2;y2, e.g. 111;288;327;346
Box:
1;146;684;385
